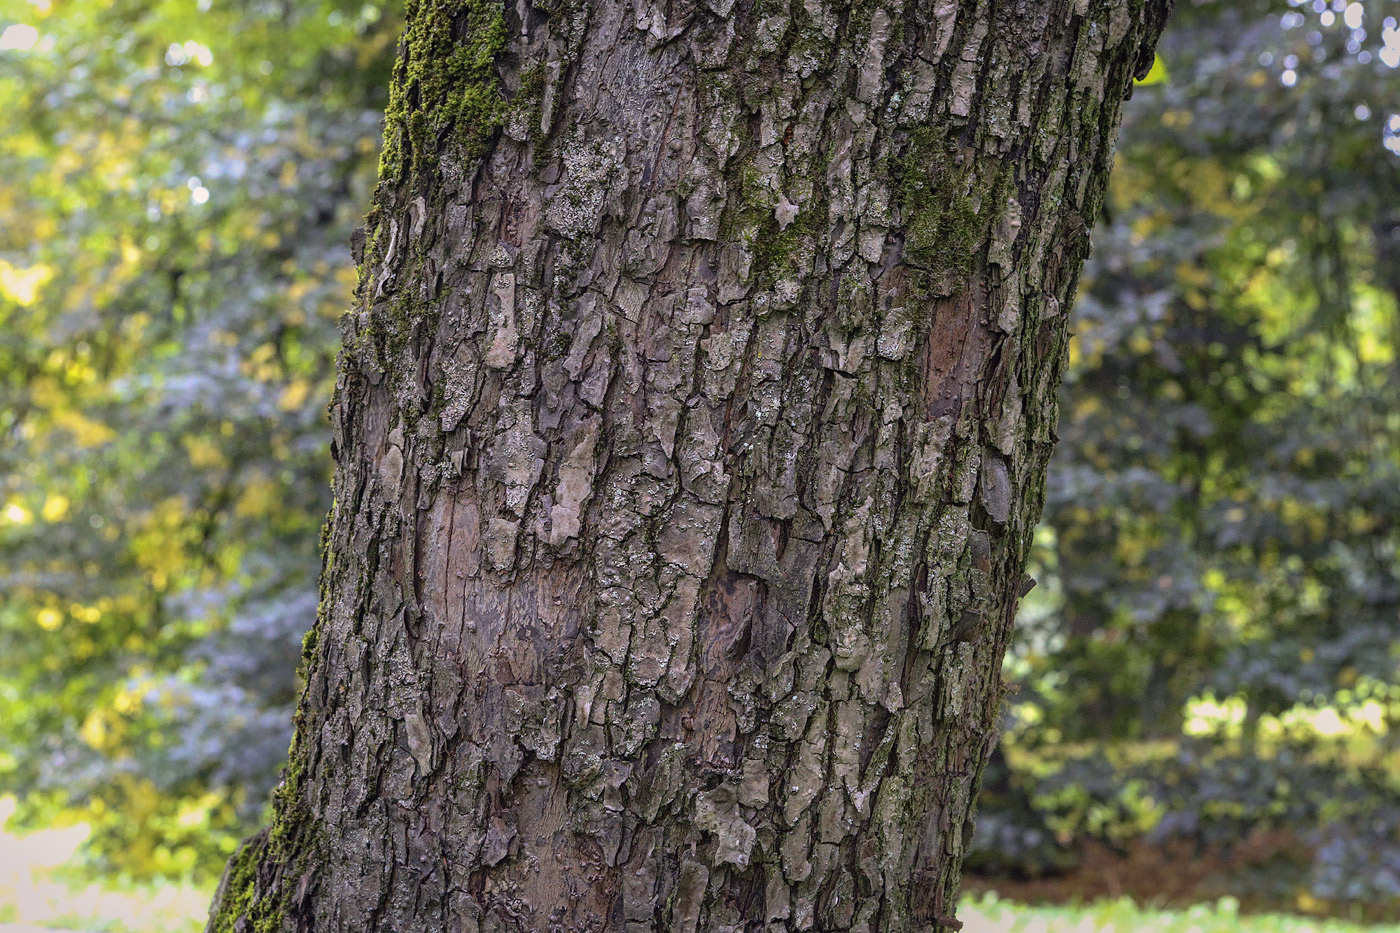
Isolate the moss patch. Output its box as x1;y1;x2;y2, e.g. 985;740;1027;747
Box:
379;0;508;182
206;831;269;933
893;127;1007;283
205;606;325;933
751;212;808;281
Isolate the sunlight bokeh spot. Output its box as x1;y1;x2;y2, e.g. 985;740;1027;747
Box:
0;23;37;51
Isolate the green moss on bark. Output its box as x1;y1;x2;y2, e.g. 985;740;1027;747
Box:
206;831;272;933
205;586;326;933
893;127;1009;283
379;0;508;181
750;212;811;280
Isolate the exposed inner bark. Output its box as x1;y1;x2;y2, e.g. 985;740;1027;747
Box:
208;0;1170;930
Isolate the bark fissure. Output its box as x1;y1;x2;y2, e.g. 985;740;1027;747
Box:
207;0;1170;930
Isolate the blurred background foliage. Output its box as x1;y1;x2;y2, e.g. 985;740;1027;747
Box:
974;0;1400;916
0;0;1399;920
0;0;396;878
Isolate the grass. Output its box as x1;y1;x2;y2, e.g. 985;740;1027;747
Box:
962;892;1400;932
4;887;1400;932
2;802;1398;933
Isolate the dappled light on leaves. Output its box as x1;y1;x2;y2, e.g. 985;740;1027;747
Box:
0;0;396;878
973;0;1400;914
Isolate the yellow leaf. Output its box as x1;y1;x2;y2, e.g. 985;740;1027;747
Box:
1135;53;1169;87
41;493;69;522
279;379;311;412
71;603;102;624
54;410;117;447
80;710;109;749
0;260;53;305
184;437;226;469
236;478;278;518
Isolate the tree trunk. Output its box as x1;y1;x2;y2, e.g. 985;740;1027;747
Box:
208;0;1168;929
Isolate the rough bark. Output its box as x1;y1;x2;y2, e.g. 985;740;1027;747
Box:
208;0;1169;930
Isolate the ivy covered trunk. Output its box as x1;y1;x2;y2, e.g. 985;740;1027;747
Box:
208;0;1168;929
